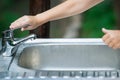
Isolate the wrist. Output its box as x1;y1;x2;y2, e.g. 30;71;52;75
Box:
35;13;50;25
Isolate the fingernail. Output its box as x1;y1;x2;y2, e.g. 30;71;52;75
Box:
102;28;105;30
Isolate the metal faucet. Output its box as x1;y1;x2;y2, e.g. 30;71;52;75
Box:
0;29;36;57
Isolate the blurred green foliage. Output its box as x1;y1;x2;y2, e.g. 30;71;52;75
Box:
0;0;29;38
0;0;116;38
81;0;116;38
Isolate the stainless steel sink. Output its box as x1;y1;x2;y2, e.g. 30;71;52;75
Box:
10;39;120;71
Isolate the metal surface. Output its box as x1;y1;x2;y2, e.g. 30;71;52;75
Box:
0;29;36;56
0;39;13;72
10;38;120;71
1;71;120;80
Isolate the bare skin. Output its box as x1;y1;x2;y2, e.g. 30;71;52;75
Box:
102;28;120;49
10;0;120;49
10;0;103;31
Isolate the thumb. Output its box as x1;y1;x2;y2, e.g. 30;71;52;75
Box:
21;28;25;31
21;26;29;31
102;28;110;34
21;25;31;31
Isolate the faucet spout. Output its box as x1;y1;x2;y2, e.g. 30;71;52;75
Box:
12;34;36;46
0;29;36;56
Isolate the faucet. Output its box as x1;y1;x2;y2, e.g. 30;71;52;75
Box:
0;29;36;57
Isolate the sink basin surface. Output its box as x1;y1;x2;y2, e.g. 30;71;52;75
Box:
17;39;120;71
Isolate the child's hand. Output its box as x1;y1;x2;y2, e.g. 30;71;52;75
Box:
102;28;120;49
10;15;44;31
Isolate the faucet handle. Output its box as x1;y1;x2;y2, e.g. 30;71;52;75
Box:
2;29;14;40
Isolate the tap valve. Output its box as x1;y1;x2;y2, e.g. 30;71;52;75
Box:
0;29;36;56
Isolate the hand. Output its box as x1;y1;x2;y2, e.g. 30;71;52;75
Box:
102;28;120;49
10;15;44;31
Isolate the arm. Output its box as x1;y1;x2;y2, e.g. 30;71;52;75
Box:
37;0;103;21
10;0;103;31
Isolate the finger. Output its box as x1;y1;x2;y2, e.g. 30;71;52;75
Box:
118;44;120;49
113;44;120;49
15;15;28;22
10;20;29;30
10;23;15;29
102;28;109;34
102;28;113;34
104;38;112;45
21;28;27;31
21;28;23;31
10;16;29;29
21;25;32;31
112;43;118;49
10;23;20;29
102;34;110;41
11;24;22;30
108;42;114;48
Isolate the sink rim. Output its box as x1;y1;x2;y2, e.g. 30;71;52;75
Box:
24;38;105;44
9;38;116;72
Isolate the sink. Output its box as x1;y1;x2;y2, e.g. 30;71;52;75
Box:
10;39;120;71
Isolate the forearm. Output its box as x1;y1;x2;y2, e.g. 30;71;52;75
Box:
35;0;103;23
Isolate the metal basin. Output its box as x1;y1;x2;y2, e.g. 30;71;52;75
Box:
16;39;120;71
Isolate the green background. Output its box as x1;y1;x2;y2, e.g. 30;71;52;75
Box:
0;0;116;38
